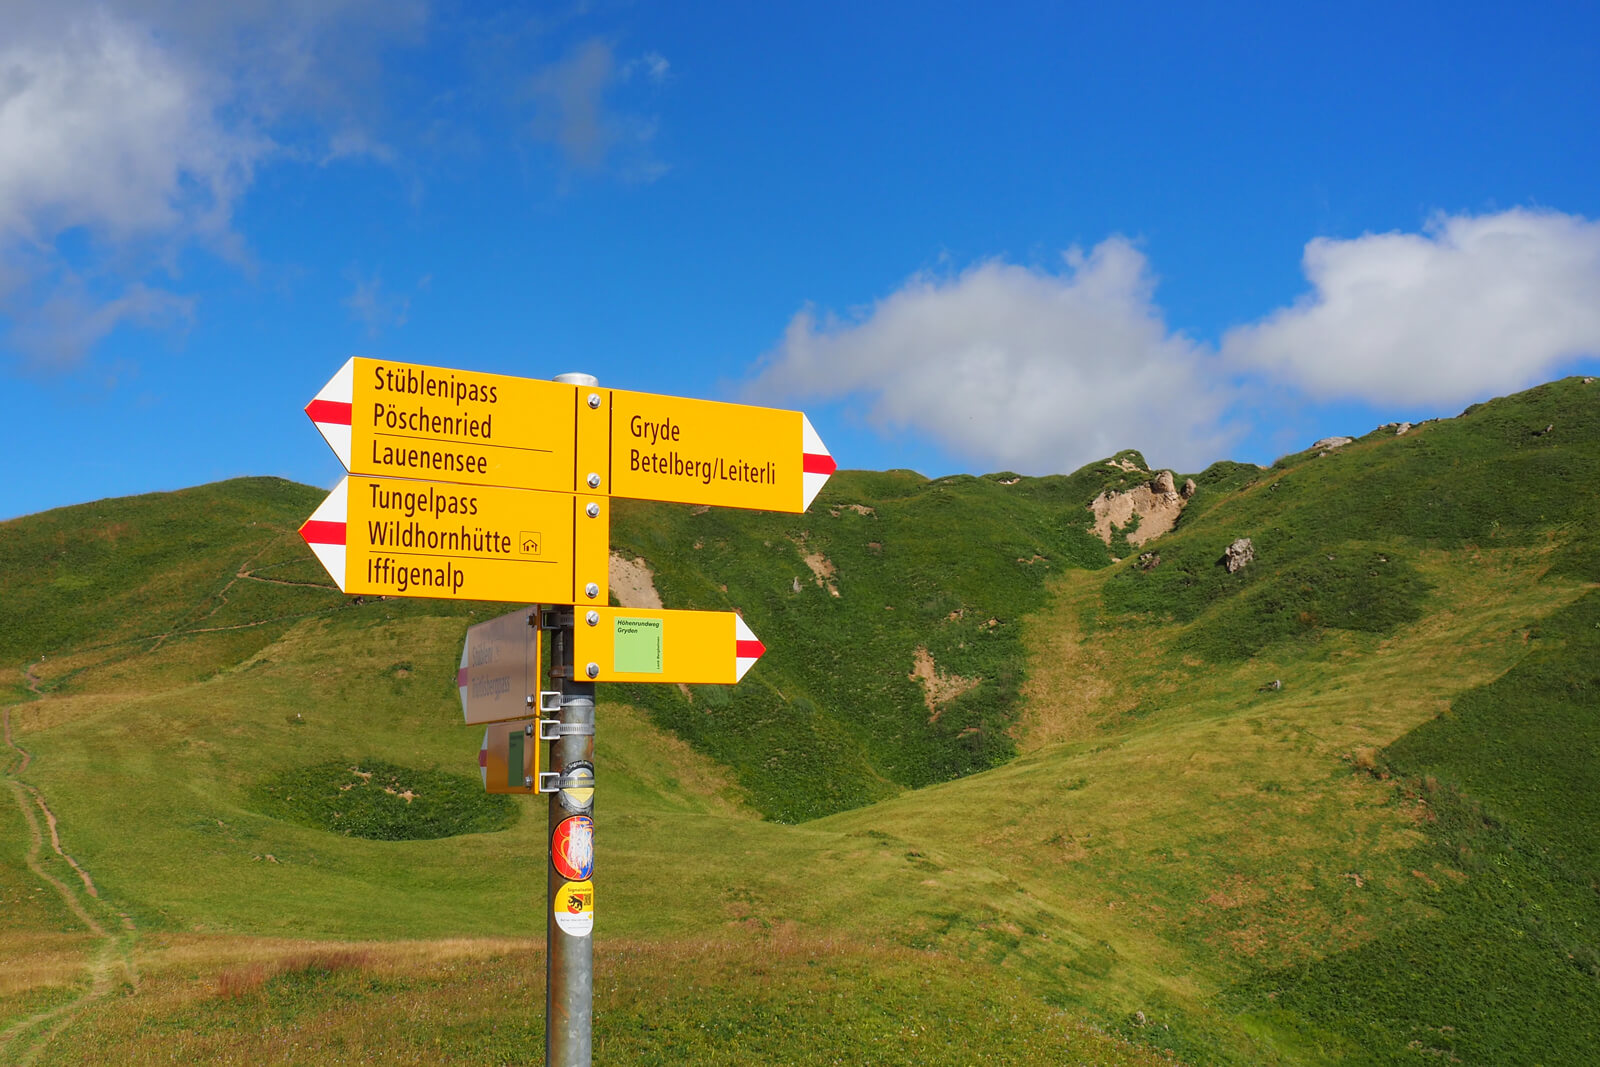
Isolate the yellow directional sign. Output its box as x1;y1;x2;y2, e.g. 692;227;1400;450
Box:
479;719;542;794
307;358;835;513
573;607;766;684
299;475;610;605
599;389;835;513
307;357;585;493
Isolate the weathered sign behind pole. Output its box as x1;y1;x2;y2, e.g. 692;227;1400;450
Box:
546;373;600;1067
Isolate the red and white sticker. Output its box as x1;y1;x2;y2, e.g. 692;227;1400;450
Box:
552;816;594;881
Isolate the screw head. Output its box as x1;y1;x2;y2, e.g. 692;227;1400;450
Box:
524;775;533;788
585;582;599;599
586;502;600;518
586;662;600;679
587;392;601;409
586;472;601;489
586;610;599;626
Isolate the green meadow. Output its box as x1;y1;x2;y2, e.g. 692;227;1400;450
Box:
3;377;1597;1064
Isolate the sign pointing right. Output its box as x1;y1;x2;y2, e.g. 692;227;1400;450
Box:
573;607;767;684
605;389;835;513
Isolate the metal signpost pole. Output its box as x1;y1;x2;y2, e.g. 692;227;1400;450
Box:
547;373;599;1067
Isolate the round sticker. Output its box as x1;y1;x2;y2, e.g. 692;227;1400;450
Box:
558;761;595;813
554;880;594;937
552;815;594;881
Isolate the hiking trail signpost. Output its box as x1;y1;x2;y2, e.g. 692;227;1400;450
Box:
299;358;833;1067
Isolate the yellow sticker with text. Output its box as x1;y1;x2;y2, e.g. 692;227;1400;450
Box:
554;879;594;938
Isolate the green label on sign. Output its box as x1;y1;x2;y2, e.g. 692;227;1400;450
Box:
508;728;525;789
613;616;664;674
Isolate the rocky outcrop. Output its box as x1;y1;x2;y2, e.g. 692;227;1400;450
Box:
1222;538;1255;573
1089;470;1187;547
1313;436;1354;453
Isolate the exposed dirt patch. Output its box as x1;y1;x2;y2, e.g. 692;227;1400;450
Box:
829;504;877;518
1088;471;1186;547
908;647;979;722
803;552;840;597
609;553;664;609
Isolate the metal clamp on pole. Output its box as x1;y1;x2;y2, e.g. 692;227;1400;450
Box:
541;609;575;629
538;691;562;713
539;720;595;741
537;772;562;793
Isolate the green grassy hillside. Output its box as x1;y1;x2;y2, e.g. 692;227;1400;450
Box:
3;376;1597;1064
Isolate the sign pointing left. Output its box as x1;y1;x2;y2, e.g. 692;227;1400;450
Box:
298;474;610;605
307;357;586;494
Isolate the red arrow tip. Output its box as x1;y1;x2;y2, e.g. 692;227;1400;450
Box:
306;398;353;426
802;452;836;476
736;638;766;660
300;519;346;546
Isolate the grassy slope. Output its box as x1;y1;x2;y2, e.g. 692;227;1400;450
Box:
2;377;1597;1063
0;473;1156;1063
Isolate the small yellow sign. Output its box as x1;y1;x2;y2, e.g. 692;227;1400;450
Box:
573;607;766;684
300;475;610;605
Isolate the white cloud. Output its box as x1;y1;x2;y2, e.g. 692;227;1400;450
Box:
748;238;1234;475
0;9;264;245
0;0;428;367
1223;208;1600;406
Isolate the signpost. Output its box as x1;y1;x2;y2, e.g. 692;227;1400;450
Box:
299;361;833;1067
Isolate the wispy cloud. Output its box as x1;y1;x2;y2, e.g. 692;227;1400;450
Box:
526;39;669;179
343;270;416;337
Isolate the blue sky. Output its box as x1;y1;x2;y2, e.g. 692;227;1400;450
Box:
3;1;1599;520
